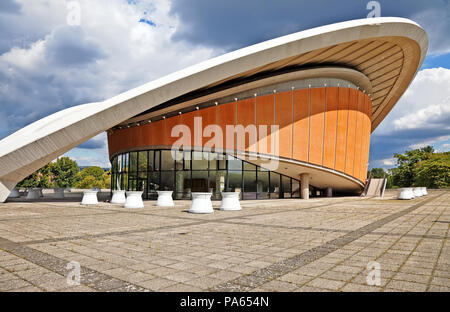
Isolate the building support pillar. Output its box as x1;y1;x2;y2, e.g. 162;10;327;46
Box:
300;173;310;200
0;179;16;203
326;187;332;197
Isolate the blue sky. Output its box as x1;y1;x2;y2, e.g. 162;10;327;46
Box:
0;0;449;169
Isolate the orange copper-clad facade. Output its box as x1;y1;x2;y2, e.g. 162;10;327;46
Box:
108;87;372;184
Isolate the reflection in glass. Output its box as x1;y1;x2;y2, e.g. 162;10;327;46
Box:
282;176;291;198
243;171;257;199
111;149;301;201
257;171;269;199
270;172;280;199
161;150;174;170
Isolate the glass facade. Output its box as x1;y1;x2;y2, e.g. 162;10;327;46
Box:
111;149;301;200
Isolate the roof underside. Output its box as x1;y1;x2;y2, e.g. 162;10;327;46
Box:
125;35;424;132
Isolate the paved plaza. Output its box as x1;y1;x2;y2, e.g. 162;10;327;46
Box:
0;190;448;292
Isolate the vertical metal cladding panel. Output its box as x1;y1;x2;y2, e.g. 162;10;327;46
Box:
323;87;338;169
164;114;182;147
237;98;256;153
353;92;365;180
293;89;309;162
256;94;275;156
308;88;325;166
275;91;293;159
198;105;217;148
180;109;196;148
345;89;359;176
216;101;236;153
151;119;165;147
335;87;349;172
360;95;372;182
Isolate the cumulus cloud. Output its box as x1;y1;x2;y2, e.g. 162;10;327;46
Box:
0;0;217;167
370;67;450;168
170;0;450;54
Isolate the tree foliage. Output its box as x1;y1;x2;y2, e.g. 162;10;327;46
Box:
74;166;109;189
391;146;435;187
50;157;79;188
414;152;450;188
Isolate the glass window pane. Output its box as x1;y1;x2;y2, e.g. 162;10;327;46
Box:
243;162;256;171
129;152;137;173
209;170;226;200
161;150;174;170
209;153;217;170
184;151;191;170
129;173;137;191
175;150;183;170
155;150;161;170
148;171;160;199
217;154;226;170
138;151;147;172
228;170;242;193
227;155;242;171
257;171;269;199
123;172;129;190
282;176;291;198
243;171;257;199
292;179;300;198
175;171;191;199
148;150;154;171
270;172;280;199
192;151;208;170
160;171;174;191
192;171;209;192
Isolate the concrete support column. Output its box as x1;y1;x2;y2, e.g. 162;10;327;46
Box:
326;187;332;197
300;173;310;200
0;180;17;203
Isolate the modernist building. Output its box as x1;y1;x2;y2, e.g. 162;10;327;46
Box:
0;17;428;202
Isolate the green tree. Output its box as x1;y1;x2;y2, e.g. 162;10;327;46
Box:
75;166;107;189
414;152;450;188
16;163;54;188
75;176;104;189
369;168;385;178
391;146;434;187
51;157;79;188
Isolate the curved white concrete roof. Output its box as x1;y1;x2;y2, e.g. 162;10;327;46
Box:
0;17;428;201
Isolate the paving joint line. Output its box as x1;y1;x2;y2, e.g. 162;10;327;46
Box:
211;191;447;291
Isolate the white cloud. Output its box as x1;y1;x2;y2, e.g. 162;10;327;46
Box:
376;67;450;134
0;0;219;167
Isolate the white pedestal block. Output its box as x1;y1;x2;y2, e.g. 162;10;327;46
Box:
26;188;41;200
189;192;213;214
220;192;241;211
8;188;20;198
412;187;423;197
110;190;126;204
397;188;414;200
124;191;144;208
421;187;428;196
157;191;174;207
81;190;98;205
53;188;65;199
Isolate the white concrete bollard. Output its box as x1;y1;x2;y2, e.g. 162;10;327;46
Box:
26;188;41;200
220;192;241;211
124;191;144;208
421;187;428;196
81;190;98;205
189;192;213;214
53;188;65;199
412;187;423;197
8;188;20;198
157;191;174;207
110;190;126;204
397;188;414;200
